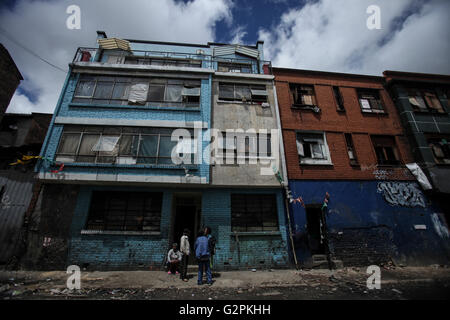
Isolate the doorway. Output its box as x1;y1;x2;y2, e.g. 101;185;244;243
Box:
305;206;325;255
172;193;202;262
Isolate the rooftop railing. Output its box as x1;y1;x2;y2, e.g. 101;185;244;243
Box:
72;47;273;75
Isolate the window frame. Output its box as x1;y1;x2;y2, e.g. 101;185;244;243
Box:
357;89;385;114
218;83;268;104
370;135;402;166
408;88;445;114
72;74;201;108
296;131;332;165
231;194;279;232
333;86;345;111
217;62;253;73
427;136;450;165
85;191;163;232
55;125;195;165
344;133;358;166
216;131;272;164
290;83;318;109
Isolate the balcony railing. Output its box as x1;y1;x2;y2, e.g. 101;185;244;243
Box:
72;47;273;75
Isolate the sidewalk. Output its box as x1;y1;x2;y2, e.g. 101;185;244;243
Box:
1;265;449;299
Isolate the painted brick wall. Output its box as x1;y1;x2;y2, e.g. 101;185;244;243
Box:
66;186;289;270
273;69;415;181
289;180;450;266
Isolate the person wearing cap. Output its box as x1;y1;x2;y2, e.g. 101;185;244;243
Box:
167;243;182;275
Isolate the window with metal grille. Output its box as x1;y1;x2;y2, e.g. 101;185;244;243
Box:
86;191;163;231
231;194;278;232
371;135;401;165
357;89;385;113
55;125;195;165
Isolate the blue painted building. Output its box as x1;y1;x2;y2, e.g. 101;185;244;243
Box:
34;32;289;270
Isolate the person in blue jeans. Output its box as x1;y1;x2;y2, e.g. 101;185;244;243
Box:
194;230;212;285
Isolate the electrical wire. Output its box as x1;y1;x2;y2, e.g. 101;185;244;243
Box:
0;26;68;73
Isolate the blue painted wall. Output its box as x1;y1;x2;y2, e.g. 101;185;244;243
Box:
288;180;450;266
67;186;289;270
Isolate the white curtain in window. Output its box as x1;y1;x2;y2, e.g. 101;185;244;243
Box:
128;83;149;103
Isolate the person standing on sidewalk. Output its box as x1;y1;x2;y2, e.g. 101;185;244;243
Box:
194;230;212;285
179;229;190;282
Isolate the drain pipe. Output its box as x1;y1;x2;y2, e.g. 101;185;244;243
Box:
272;80;299;269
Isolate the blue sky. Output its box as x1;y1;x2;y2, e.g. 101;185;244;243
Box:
0;0;448;114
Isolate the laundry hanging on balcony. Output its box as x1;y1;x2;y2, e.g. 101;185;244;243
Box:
128;83;149;104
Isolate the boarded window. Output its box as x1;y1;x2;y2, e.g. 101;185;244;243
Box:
290;84;317;107
427;137;450;164
231;194;278;232
85;191;163;231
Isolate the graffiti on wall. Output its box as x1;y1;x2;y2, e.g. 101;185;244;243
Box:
377;182;426;208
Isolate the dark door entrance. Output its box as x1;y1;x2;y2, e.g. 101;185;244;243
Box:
172;194;201;262
305;206;325;254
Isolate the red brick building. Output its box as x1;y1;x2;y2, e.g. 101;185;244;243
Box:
273;67;449;268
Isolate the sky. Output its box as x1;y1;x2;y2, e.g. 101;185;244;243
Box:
0;0;449;114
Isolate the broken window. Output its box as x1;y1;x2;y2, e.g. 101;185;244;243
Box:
290;84;317;108
427;137;450;164
218;83;267;103
333;86;345;111
296;132;331;165
357;89;385;113
231;194;278;232
344;133;358;165
218;62;252;73
86;191;163;232
55;125;194;165
371;135;401;166
408;88;444;113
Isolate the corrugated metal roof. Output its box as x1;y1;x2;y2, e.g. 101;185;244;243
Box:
0;171;34;263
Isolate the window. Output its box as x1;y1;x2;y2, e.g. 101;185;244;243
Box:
296;132;331;165
217;62;252;73
290;84;317;108
55;125;195;165
408;89;445;113
86;191;162;231
124;56;202;68
218;83;267;103
333;86;345;111
73;75;201;107
231;194;278;232
216;132;271;164
371;136;401;165
427;137;450;164
357;89;385;113
344;133;358;165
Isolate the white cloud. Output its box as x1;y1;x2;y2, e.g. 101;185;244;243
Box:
259;0;450;75
0;0;233;114
230;26;248;44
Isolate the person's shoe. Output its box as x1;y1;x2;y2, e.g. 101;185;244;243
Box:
168;271;171;274
207;282;213;286
183;279;188;282
176;271;179;275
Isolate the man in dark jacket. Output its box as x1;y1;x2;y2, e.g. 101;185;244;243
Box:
194;230;212;285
